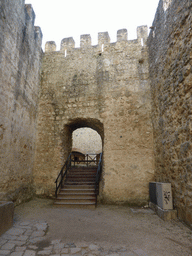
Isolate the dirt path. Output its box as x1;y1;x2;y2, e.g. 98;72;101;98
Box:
13;198;192;255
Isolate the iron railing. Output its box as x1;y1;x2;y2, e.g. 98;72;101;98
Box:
55;152;103;198
95;153;103;195
71;153;100;167
55;153;72;198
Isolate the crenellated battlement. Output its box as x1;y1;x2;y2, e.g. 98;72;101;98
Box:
45;25;148;53
80;34;92;48
61;37;75;52
45;41;57;52
98;32;110;45
1;0;191;226
117;29;128;41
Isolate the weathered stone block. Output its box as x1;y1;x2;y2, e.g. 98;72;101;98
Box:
149;202;177;221
60;37;75;51
148;0;192;225
45;41;56;52
0;0;42;204
80;34;91;47
117;29;128;41
98;32;110;45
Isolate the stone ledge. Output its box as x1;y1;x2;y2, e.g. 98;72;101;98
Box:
0;201;14;236
149;202;177;221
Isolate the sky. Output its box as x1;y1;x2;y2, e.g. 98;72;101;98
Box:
25;0;160;50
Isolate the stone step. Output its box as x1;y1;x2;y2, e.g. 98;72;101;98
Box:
67;176;96;179
53;202;96;209
69;170;97;172
64;181;95;187
69;170;97;173
66;180;96;182
66;179;96;183
55;166;97;208
71;165;97;169
58;193;96;199
70;169;97;171
62;188;95;192
55;198;96;204
67;173;96;176
72;167;97;169
69;172;97;174
68;172;97;176
60;188;95;194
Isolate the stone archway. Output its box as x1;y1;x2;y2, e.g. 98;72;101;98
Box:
61;118;104;160
59;118;105;202
33;117;104;198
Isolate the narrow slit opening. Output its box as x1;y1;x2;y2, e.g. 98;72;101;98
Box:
141;38;144;47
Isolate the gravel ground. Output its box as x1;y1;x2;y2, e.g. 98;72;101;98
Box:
12;198;192;256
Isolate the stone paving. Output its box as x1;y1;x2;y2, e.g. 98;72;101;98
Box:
0;220;148;256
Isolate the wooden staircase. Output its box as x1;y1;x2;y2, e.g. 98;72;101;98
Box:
54;166;97;208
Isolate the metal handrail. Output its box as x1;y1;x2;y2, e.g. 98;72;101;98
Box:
95;153;103;195
55;152;103;198
55;153;72;198
71;153;100;167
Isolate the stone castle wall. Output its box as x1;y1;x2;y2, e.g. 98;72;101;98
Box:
33;27;155;204
0;0;42;204
148;0;192;224
0;0;191;225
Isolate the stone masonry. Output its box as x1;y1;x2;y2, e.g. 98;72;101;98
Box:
0;0;191;226
33;26;154;204
0;0;42;204
148;0;192;225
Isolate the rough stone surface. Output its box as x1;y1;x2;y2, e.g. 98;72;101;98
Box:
34;26;154;205
0;0;192;226
148;0;192;225
0;0;42;204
